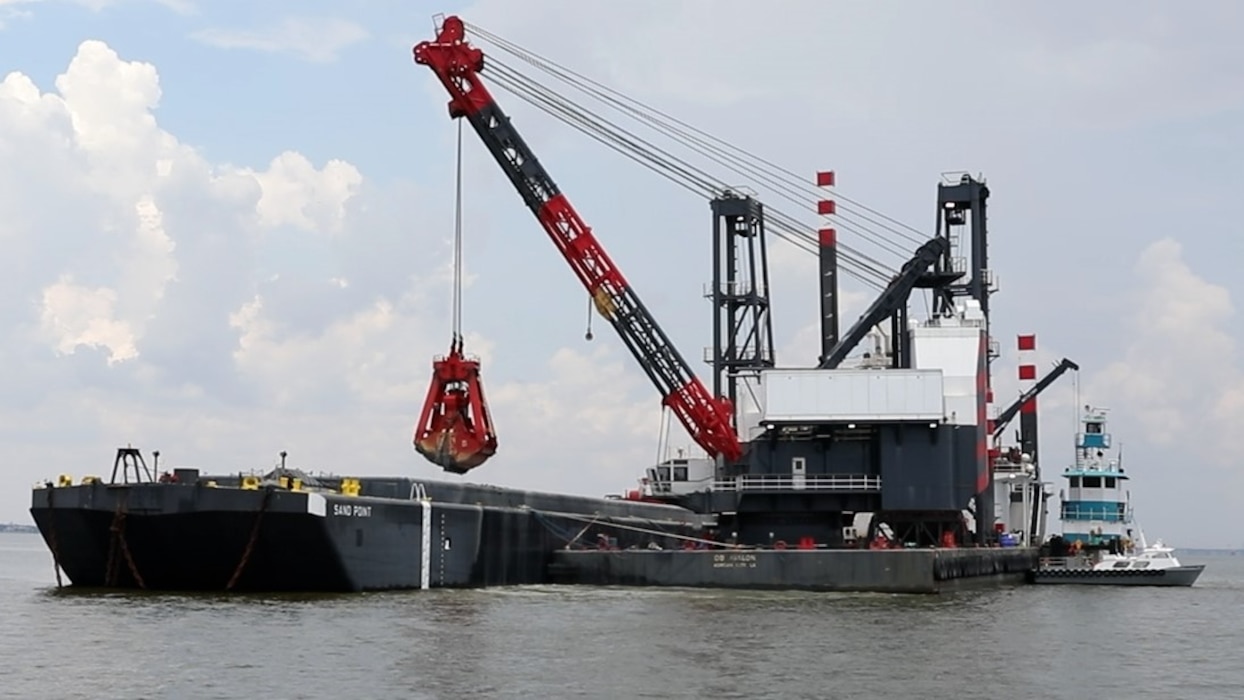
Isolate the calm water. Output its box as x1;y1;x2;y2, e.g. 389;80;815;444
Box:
1;532;1242;699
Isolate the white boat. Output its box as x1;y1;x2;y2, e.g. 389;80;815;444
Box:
1031;535;1205;586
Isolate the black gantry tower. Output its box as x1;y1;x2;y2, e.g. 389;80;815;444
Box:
933;173;993;330
934;173;996;544
709;192;775;434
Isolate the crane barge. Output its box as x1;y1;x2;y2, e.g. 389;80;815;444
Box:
413;16;1039;587
26;15;1067;594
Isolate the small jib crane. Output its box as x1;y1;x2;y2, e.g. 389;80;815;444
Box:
414;15;744;466
992;357;1080;443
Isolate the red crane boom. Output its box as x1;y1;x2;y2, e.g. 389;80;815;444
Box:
413;16;743;463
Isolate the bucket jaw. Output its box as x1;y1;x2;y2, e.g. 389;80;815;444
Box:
413;340;498;474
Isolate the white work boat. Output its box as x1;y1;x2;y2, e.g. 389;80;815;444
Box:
1031;537;1204;587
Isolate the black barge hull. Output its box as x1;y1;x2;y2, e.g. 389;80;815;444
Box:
31;473;1039;594
30;475;707;592
548;547;1037;593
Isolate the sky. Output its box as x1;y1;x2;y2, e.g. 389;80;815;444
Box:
1;0;1241;547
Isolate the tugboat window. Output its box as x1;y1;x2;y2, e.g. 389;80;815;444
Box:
1104;477;1116;488
1086;422;1102;434
673;466;688;481
1083;476;1102;488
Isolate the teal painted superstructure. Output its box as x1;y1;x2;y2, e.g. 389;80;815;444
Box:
1058;406;1133;546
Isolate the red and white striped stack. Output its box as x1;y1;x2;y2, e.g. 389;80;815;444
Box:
1017;333;1037;416
816;170;836;247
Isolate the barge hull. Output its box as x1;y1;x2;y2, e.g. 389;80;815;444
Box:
1029;565;1205;587
30;477;706;592
32;473;1041;594
548;547;1037;593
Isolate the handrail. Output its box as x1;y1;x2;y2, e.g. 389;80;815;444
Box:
712;474;881;492
1059;504;1132;522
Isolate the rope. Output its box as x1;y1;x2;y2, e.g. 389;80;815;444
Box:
467;20;928;246
105;494;145;589
226;487;273;590
480;57;894;290
544;510;739;550
462;21;929;282
46;488;63;588
451;118;465;346
564;514;602;548
104;502;120;586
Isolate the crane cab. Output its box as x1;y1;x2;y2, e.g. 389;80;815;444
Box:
642;455;715;498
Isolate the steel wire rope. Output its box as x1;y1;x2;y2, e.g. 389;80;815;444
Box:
465;21;929;248
452;118;465;343
487;68;888;290
486;46;920;264
485;68;890;291
482;49;916;266
485;62;891;290
482;59;900;284
468;21;928;246
485;65;822;261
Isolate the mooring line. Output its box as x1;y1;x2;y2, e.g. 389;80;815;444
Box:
227;487;273;591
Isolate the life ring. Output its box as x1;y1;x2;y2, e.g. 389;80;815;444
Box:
774;540;788;550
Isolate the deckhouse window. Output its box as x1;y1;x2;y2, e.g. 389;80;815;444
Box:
673;466;689;482
1086;422;1103;434
1069;477;1081;487
1104;477;1116;488
1083;476;1102;488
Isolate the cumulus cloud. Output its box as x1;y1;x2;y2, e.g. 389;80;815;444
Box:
1088;238;1244;458
0;40;362;372
190;17;369;63
254;152;362;233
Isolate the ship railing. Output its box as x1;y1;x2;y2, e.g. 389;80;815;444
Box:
993;459;1033;473
712;474;882;492
1059;505;1133;522
1039;555;1094;569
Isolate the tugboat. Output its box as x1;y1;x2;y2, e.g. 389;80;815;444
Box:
1031;406;1204;586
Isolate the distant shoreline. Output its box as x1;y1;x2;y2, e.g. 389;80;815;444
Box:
0;523;38;535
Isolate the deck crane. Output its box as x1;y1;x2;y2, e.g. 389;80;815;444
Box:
991;357;1080;443
414;15;744;464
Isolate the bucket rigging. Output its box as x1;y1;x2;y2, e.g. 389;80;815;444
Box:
412;120;498;474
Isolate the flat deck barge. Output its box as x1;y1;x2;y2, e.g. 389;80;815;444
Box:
550;547;1037;593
